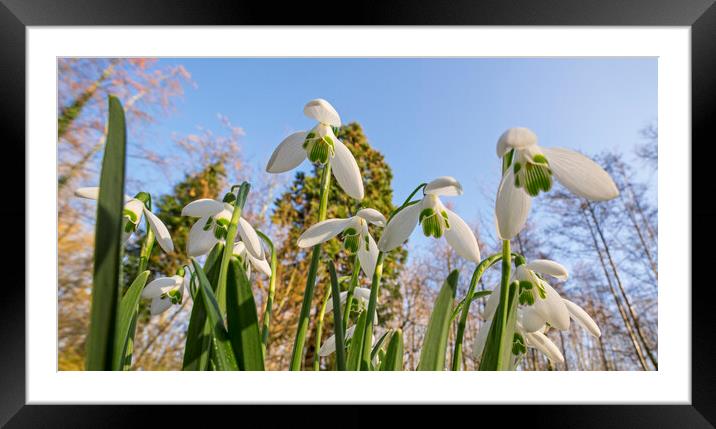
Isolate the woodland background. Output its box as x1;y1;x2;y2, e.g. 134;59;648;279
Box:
58;58;658;371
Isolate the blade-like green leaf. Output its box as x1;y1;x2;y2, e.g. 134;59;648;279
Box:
226;258;264;370
380;329;404;371
327;261;345;371
370;330;391;362
479;281;519;371
417;270;459;371
346;310;367;371
85;96;127;371
191;258;238;371
112;270;149;370
183;243;223;370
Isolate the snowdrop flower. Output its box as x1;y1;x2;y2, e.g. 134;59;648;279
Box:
181;198;263;259
473;318;567;364
233;241;271;278
475;258;601;363
141;267;191;315
297;208;385;278
266;98;364;200
75;187;173;253
324;287;378;323
495;127;619;239
377;177;481;263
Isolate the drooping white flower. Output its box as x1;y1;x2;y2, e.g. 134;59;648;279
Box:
75;187;174;253
324;287;378;323
233;241;271;278
472;318;566;364
265;99;364;200
474;258;601;364
141;267;191;315
377;177;481;262
181;198;263;259
297;208;385;278
494;127;619;239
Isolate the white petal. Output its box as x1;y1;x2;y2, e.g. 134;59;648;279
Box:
541;147;619;201
247;253;272;277
150;297;173;315
124;199;145;224
472;319;492;359
266;131;308;173
353;287;372;302
297;218;352;248
331;138;364;200
377;202;421;252
525;331;564;363
319;325;357;357
481;285;500;320
304;98;341;127
142;276;182;299
495;168;532;240
181;199;225;217
143;208;174;253
532;280;571;331
424;176;463;196
496;127;538;157
356;208;386;227
187;217;219;257
325;291;348;314
519;307;547;333
237;217;264;259
526;259;568;280
563;299;601;337
232;241;247;257
443;208;481;263
74;187;100;200
358;233;379;278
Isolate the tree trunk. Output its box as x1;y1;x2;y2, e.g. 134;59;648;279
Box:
586;202;658;370
582;208;649;370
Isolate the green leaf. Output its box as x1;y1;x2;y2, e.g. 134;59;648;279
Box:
191;258;238;371
328;261;346;371
417;270;459;371
346;310;367;371
479;281;519;370
182;243;223;370
85;96;127;371
370;330;391;362
112;270;149;370
226;258;264;370
380;329;404;371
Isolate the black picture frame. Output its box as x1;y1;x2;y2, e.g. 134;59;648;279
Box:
3;0;713;426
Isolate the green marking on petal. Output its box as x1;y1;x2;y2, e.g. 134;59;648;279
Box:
419;208;443;239
123;208;138;223
124;220;136;233
532;154;548;165
202;217;213;231
342;227;360;253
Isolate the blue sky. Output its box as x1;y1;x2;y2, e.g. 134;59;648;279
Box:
133;57;656;241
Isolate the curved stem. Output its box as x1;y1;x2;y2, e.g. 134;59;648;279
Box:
495;239;512;369
290;162;332;370
216;182;250;314
451;253;503;371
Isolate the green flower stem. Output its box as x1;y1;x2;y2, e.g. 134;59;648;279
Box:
257;230;277;359
290;162;332;370
388;183;427;222
342;253;361;331
451;253;503;371
360;251;384;368
123;213;156;370
216;182;251;314
495;239;512;369
313;287;332;371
